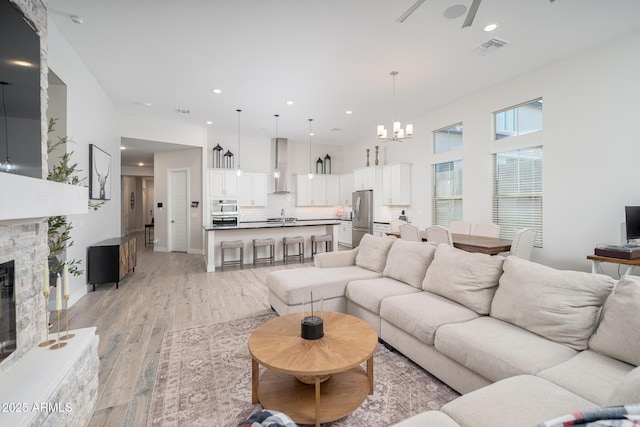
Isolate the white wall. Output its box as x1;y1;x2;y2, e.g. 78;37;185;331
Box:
344;29;640;272
48;21;122;306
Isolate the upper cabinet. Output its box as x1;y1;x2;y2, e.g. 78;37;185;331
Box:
382;163;411;205
238;172;267;206
208;169;238;199
353;166;382;191
339;172;353;205
296;175;340;206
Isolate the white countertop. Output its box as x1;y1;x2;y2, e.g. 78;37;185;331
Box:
203;219;341;231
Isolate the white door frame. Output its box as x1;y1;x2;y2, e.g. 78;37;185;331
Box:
167;168;190;252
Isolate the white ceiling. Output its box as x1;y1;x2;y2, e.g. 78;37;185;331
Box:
48;0;640;168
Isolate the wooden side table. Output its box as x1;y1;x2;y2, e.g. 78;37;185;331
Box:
248;312;377;427
587;255;640;276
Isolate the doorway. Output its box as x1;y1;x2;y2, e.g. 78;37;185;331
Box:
168;169;188;252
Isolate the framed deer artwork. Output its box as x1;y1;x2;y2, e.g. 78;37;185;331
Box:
89;144;111;200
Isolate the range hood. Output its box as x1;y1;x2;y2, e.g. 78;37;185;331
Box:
272;137;290;193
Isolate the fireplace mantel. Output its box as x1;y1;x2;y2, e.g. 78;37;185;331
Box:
0;174;88;222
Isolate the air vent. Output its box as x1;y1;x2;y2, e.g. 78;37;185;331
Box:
175;108;191;114
474;38;510;55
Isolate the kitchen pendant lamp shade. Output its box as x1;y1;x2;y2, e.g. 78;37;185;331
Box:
236;109;243;176
273;114;280;179
308;119;314;180
377;71;413;142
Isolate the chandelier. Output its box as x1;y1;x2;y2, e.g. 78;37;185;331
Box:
377;71;413;142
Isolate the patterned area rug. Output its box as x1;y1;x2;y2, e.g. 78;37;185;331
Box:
148;312;459;427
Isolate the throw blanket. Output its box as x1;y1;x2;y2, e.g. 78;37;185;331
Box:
535;404;640;427
237;410;298;427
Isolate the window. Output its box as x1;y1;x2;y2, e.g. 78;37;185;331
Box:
495;99;542;140
433;123;463;154
433;160;463;227
493;147;543;246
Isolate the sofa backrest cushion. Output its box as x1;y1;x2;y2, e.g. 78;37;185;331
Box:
607;365;640;406
491;256;615;351
355;233;397;273
383;240;438;288
589;275;640;366
422;244;505;314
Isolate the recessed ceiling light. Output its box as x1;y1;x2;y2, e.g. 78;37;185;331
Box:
212;89;222;94
206;121;213;125
138;162;144;166
345;110;353;115
484;22;498;32
120;146;126;150
286;100;294;105
12;60;34;67
70;15;84;24
309;132;315;136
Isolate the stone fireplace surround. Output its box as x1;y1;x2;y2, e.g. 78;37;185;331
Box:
0;1;99;426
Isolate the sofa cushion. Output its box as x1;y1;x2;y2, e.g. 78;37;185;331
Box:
589;275;640;366
345;277;421;315
490;256;615;350
266;266;382;305
537;350;634;406
607;366;640;406
380;292;479;346
391;410;462;427
355;234;397;273
441;375;598;427
422;244;505;315
435;316;577;383
382;240;437;289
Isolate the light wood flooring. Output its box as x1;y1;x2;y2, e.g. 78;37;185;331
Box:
68;231;316;427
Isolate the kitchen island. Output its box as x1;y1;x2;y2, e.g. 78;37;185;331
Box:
203;220;340;272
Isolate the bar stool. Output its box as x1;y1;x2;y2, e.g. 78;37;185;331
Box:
311;234;333;256
283;236;305;264
253;238;275;266
220;240;244;271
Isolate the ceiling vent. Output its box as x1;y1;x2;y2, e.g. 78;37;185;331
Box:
474;38;510;55
175;108;191;114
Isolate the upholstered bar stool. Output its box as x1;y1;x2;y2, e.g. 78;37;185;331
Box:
311;234;333;256
220;240;244;271
283;236;305;264
252;238;275;266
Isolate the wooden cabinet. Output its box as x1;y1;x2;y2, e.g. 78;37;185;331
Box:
325;175;340;205
88;236;137;291
296;175;340;206
382;163;411;205
238;172;267;206
353;167;382;191
208;169;238;198
339;172;353;205
338;221;353;247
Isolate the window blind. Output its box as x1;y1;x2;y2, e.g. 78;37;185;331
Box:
492;147;543;246
433;160;463;227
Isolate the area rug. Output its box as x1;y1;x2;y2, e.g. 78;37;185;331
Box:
148;312;459;427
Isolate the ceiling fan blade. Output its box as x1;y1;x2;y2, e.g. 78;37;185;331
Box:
396;0;427;23
462;0;482;28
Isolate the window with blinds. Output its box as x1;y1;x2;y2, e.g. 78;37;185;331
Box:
433;160;463;227
492;147;543;246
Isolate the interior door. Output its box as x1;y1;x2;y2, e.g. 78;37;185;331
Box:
170;170;188;252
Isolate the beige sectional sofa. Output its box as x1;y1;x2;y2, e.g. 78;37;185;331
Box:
265;234;640;427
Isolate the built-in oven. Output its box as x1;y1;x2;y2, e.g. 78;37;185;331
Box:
210;199;239;228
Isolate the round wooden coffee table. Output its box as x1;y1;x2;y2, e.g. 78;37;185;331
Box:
248;311;378;427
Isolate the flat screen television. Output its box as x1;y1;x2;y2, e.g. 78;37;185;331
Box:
0;0;42;178
625;206;640;243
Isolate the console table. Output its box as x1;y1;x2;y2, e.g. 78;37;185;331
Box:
587;254;640;276
88;236;137;291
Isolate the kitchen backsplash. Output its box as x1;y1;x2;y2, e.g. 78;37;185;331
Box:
239;193;345;222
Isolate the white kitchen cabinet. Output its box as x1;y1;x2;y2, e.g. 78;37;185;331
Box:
338;221;352;247
382;163;411;205
353;166;382;191
208;169;238;198
339;172;353;205
238;172;267;206
372;222;391;237
296;175;340;206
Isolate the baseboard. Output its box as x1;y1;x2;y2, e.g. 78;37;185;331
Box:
188;248;205;255
154;246;168;252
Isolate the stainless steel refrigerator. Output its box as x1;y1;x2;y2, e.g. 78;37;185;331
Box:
352;190;373;247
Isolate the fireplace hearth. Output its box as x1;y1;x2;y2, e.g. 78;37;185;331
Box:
0;260;16;362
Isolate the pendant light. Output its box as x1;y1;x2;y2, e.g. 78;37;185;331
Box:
273;114;280;179
236;109;243;177
308;119;314;180
0;82;12;173
377;71;413;142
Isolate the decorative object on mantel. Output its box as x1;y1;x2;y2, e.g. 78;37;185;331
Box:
366;148;370;167
224;149;234;169
213;143;223;168
60;264;74;341
315;157;323;174
307;118;314;179
49;274;67;350
89;144;111;200
324;153;332;174
377;71;413;142
272;114;280;179
38;262;55;347
374;146;379;165
235;109;243;177
300;291;324;340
